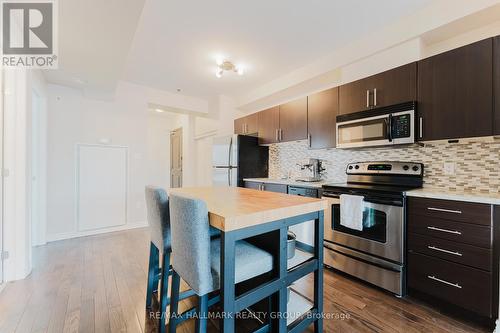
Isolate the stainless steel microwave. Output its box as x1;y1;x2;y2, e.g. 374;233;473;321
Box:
336;102;416;149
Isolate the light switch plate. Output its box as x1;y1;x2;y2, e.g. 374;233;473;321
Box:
443;162;456;175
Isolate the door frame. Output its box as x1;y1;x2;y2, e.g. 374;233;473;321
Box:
0;68;4;285
170;127;183;188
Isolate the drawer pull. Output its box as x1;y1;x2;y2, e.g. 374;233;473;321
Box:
427;245;462;257
427;207;462;214
427;275;462;289
427;226;462;235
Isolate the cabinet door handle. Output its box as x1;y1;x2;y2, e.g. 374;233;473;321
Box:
242;124;246;134
308;133;312;148
419;117;423;139
366;90;370;108
261;184;265;191
427;275;462;289
427;207;462;214
427;245;462;257
427;226;462;235
246;123;248;134
279;129;283;141
373;88;377;106
275;129;279;141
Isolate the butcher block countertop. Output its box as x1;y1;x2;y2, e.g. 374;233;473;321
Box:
169;186;328;232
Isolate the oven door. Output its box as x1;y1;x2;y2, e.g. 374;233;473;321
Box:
322;193;404;264
336;114;391;149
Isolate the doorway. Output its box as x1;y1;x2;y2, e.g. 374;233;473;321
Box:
170;128;182;188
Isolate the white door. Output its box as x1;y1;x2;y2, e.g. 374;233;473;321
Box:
77;145;128;231
170;128;182;188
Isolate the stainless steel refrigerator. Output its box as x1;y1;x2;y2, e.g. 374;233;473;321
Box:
212;135;269;187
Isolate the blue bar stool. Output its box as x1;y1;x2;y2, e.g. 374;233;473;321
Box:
145;186;220;333
168;194;274;333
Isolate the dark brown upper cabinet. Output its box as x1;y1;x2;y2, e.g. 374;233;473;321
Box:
279;97;308;142
257;106;280;144
234;113;258;135
494;36;500;135
307;87;338;149
339;63;417;115
418;38;493;141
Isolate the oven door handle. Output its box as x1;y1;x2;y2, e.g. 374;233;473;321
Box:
324;243;403;272
321;192;340;199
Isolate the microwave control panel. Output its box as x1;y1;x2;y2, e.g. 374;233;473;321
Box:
391;114;411;138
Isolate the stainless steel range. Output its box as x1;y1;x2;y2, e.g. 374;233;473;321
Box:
322;161;423;296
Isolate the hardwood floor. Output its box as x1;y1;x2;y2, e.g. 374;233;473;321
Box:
0;228;490;333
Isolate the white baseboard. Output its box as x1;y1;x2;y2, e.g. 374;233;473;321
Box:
46;221;148;243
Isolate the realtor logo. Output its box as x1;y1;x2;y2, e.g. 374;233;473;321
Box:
1;0;58;68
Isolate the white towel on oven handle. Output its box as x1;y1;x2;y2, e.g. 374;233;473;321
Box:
340;194;364;231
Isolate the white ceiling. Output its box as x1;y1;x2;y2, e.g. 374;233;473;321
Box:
43;0;146;93
45;0;434;100
122;0;432;99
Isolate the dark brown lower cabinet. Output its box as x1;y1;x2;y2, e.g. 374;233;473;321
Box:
407;197;498;320
408;252;492;317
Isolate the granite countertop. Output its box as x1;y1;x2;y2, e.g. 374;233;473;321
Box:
243;178;333;189
405;188;500;205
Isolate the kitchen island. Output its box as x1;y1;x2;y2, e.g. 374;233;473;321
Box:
169;186;327;333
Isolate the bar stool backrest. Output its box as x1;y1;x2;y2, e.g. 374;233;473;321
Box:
145;186;171;251
169;194;213;296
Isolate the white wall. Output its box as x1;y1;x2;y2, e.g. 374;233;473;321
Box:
192;95;245;186
46;83;184;241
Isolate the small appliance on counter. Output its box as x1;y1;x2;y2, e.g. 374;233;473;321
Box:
322;161;424;296
212;135;269;187
295;158;326;182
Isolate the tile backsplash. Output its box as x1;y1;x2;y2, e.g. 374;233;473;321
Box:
268;137;500;194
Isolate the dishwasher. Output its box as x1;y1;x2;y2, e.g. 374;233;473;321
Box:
288;186;318;249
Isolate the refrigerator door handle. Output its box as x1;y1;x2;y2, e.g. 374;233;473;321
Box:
228;136;233;168
228;167;231;186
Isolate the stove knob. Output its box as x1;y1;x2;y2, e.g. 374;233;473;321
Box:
403;165;409;171
348;165;353;170
355;165;359;170
412;165;419;172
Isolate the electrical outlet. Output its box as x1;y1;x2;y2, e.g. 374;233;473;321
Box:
443;162;456;175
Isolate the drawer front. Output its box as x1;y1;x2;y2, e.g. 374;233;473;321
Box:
262;183;287;194
244;181;262;190
408;252;492;317
408;197;491;226
408;214;492;248
408;232;492;271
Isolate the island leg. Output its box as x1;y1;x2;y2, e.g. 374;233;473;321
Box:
314;211;324;332
220;231;236;333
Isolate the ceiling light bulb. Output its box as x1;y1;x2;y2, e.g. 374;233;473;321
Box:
215;69;223;78
237;67;244;75
216;57;224;66
155;108;164;113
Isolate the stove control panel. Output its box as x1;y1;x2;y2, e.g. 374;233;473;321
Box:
346;161;423;176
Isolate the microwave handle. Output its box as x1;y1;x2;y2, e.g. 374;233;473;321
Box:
387;114;393;142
